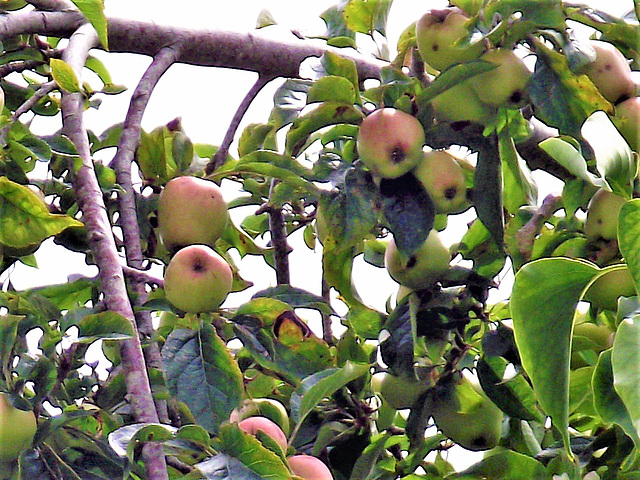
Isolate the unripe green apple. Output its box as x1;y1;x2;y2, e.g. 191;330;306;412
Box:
432;80;495;125
371;372;428;409
583;266;636;311
581;40;636;104
230;398;290;435
471;48;531;108
238;416;288;452
384;230;450;290
288;454;334;480
571;321;615;368
612;96;640;152
356;108;425;179
157;176;228;251
415;7;485;71
431;375;503;451
0;394;37;462
413;150;469;214
163;244;233;313
0;0;26;10
584;189;626;242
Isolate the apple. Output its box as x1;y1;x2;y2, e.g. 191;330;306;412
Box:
432;80;495;125
229;398;290;435
157;176;228;251
356;108;425;179
612;96;640;152
584;189;626;242
0;0;26;11
581;40;636;103
163;244;233;313
371;372;428;410
384;230;450;290
415;7;485;71
0;394;37;462
571;321;615;368
288;454;334;480
413;150;469;214
238;416;288;452
471;48;531;108
431;375;503;451
0;85;4;112
583;266;636;311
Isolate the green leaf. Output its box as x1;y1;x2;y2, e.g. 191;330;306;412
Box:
307;76;357;105
73;311;135;342
611;316;640;443
162;325;243;434
592;349;640;448
343;0;392;36
349;432;391;480
253;285;335;316
473;134;504;247
447;449;546;479
510;257;599;456
499;129;537;213
0;314;22;379
71;0;109;49
0;177;84;254
49;58;81;93
539;137;604;187
617;200;640;296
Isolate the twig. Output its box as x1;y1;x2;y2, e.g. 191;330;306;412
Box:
0;59;45;78
0;80;56;144
60;22;168;480
515;193;563;260
267;179;291;285
321;277;333;345
122;265;164;288
111;44;182;425
206;73;274;174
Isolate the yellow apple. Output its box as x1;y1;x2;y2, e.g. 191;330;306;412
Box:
238;416;288;452
432;80;495;125
471;48;531;108
356;108;425;179
230;398;290;435
157;176;228;251
413;150;469;214
0;394;37;462
581;40;636;104
584;189;626;242
288;454;334;480
415;7;485;71
612;96;640;152
431;375;503;451
384;230;450;290
371;372;429;410
583;266;636;311
163;244;233;313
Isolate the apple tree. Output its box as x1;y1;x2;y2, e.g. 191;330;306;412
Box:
0;0;639;479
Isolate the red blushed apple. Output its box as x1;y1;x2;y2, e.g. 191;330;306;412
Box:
157;175;228;251
582;40;636;104
288;454;334;480
238;416;288;452
163;244;233;313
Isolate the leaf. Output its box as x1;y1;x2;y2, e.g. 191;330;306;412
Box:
195;453;270;479
510;257;599;455
0;177;84;253
617;200;640;295
473;134;504;247
343;0;392;36
349;432;391;480
446;449;546;479
307;75;357;105
49;59;81;93
252;285;335;316
71;0;109;49
162;325;243;434
73;311;135;343
538;137;605;187
26;277;97;311
611;316;640;443
592;349;640;448
499;129;537;213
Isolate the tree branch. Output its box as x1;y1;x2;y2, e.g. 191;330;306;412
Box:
60;22;168;480
0;59;45;78
267;180;291;285
206;73;274;174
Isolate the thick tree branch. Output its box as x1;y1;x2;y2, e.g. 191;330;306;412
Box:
0;10;386;81
60;23;168;480
206;73;274;174
111;44;182;425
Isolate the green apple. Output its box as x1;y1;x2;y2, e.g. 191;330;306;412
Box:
432;80;495;125
581;40;636;104
571;321;615;368
584;189;626;242
384;230;450;290
471;48;531;108
288;454;334;480
230;398;290;435
413;150;469;214
371;372;429;410
157;175;228;251
357;108;425;179
163;244;233;313
0;394;37;462
612;96;640;152
583;266;636;311
415;7;485;71
431;375;503;451
238;416;288;452
0;0;26;10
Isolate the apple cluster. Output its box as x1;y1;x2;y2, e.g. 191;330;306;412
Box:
158;176;233;313
233;398;333;479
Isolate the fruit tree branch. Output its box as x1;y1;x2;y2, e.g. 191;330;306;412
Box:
268;179;291;285
59;22;168;480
